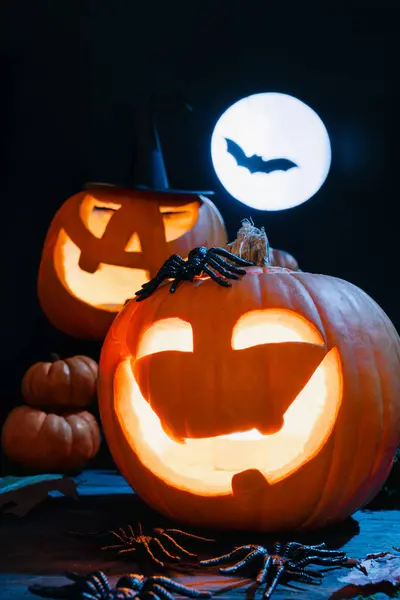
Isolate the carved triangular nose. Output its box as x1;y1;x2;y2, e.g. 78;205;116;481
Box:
124;232;142;252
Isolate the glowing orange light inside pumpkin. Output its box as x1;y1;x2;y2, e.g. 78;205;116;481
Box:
52;197;201;312
114;309;343;495
159;203;200;242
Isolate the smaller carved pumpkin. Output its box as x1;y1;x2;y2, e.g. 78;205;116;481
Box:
1;406;100;473
21;354;98;409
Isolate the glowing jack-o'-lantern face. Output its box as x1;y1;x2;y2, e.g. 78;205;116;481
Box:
99;266;400;532
38;187;227;340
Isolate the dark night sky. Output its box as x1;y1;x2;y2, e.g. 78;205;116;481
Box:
0;1;399;425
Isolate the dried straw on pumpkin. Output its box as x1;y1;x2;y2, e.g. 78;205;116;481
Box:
225;219;271;267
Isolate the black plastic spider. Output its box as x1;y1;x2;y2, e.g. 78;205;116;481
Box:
135;246;253;301
28;570;212;600
201;541;350;599
102;523;215;567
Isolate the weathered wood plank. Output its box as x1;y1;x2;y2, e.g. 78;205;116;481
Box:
0;470;399;600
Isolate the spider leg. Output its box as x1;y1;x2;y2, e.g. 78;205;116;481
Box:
144;591;161;600
107;529;128;544
151;537;181;561
200;545;256;566
158;533;196;557
135;268;180;301
135;255;185;300
169;272;186;293
72;572;109;600
300;548;346;558
285;568;323;584
166;255;187;266
294;555;347;567
88;571;112;594
84;581;103;598
210;247;254;266
101;543;127;551
205;256;241;279
256;556;272;584
272;542;282;555
207;254;247;276
152;578;212;598
139;260;184;290
201;264;231;287
263;565;285;600
142;538;166;567
118;547;138;555
286;542;344;559
116;574;144;591
219;548;263;574
301;543;327;550
163;528;215;543
150;586;175;600
140;255;186;286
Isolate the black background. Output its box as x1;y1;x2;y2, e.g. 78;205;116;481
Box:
1;1;399;434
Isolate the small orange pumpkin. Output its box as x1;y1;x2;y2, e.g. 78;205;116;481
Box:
270;247;299;271
21;354;98;409
1;406;100;473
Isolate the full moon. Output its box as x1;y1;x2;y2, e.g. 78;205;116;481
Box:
211;93;332;211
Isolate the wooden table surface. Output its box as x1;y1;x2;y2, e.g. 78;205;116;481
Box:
0;470;399;599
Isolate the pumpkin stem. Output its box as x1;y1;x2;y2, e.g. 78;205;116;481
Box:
225;218;271;266
50;353;60;362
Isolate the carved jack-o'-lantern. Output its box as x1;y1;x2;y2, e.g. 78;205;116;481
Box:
98;226;400;532
38;187;226;340
38;108;227;340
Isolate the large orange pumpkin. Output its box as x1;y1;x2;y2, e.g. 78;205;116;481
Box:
98;231;400;532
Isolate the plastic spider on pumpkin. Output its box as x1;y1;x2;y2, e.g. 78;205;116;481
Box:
134;246;253;301
102;522;215;567
201;541;359;599
28;570;213;600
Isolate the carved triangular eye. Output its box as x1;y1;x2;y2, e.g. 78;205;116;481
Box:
137;318;193;359
81;196;121;239
231;309;324;350
160;201;200;242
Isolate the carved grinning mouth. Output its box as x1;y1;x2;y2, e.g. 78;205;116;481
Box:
53;230;149;311
114;311;343;497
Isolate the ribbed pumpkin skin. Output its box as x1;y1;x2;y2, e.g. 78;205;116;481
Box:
22;355;98;409
98;266;400;532
38;189;227;341
1;406;101;473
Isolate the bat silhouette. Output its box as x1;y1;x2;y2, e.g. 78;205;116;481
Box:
225;138;298;174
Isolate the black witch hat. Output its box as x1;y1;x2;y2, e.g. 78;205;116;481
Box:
85;99;214;196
